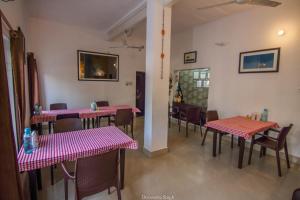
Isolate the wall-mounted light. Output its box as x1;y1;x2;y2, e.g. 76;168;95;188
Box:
277;29;285;36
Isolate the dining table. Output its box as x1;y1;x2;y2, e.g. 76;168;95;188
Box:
30;105;141;134
18;126;138;200
205;116;278;169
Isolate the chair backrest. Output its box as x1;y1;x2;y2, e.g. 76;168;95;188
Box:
75;149;119;200
53;118;83;133
186;107;201;124
277;124;293;149
56;113;79;120
206;110;219;122
292;188;300;200
50;103;67;110
96;101;109;107
115;108;133;126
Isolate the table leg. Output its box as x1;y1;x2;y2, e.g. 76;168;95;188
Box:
238;137;245;169
120;149;125;189
36;169;42;190
29;170;38;200
262;130;269;156
38;123;42;135
212;132;217;157
87;118;90;129
83;118;86;129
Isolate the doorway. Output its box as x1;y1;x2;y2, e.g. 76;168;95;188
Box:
136;71;145;116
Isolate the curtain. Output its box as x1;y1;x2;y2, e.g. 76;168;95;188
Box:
10;27;26;147
27;52;40;113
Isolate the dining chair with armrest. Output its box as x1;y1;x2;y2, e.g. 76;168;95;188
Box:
48;103;68;134
179;107;202;137
248;124;293;177
201;110;233;153
50;118;83;185
61;149;121;200
110;108;134;139
95;101;110;127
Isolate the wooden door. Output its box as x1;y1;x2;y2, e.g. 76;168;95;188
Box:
136;71;145;116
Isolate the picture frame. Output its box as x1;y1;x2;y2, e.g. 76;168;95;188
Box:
239;48;280;73
184;51;197;64
77;50;119;81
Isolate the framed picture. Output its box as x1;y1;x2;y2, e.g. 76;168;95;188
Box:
239;48;280;73
184;51;197;64
77;50;119;81
193;71;199;79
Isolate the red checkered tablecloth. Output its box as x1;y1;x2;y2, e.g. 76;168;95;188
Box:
205;116;278;139
31;105;141;124
18;126;138;172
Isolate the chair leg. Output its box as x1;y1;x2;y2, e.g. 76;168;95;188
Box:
186;122;189;137
275;150;282;177
178;119;181;132
117;185;122;200
248;137;255;165
50;166;54;185
48;122;51;134
64;177;68;200
259;146;263;158
200;125;203;137
131;123;134;139
108;187;111;194
284;141;290;168
218;134;222;154
194;124;196;132
231;135;234;148
201;128;209;146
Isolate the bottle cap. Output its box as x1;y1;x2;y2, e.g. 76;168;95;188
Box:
24;127;31;135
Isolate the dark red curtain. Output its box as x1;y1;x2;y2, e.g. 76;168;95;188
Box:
0;13;23;200
10;27;26;147
27;52;41;113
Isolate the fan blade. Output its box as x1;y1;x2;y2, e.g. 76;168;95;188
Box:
197;1;235;10
247;0;281;7
127;46;144;50
109;45;126;49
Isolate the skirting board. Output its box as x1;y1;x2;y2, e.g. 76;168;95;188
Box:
143;147;169;158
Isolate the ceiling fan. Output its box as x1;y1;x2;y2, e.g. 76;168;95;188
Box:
197;0;282;10
109;30;144;52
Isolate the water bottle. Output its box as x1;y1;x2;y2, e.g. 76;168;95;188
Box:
23;128;33;154
31;130;39;150
261;109;268;122
91;102;97;111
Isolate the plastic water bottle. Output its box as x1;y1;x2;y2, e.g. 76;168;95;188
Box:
24;128;33;154
31;130;39;150
91;102;97;111
261;109;268;122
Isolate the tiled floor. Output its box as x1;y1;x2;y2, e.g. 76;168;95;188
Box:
38;117;300;200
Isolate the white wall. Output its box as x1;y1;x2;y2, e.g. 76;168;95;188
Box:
171;0;300;157
27;18;145;109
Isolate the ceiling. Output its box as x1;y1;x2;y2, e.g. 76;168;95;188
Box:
172;0;252;32
26;0;256;34
26;0;143;31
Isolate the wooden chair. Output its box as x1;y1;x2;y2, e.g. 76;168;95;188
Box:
49;103;68;134
292;188;300;200
178;107;202;137
50;118;83;185
96;101;110;127
201;110;233;154
248;124;293;177
110;109;134;139
61;149;121;200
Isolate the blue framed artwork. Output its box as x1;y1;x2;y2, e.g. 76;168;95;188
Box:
239;48;280;73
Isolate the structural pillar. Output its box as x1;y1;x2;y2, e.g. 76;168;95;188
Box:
144;0;172;156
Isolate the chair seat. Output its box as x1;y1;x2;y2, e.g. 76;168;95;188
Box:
255;136;277;150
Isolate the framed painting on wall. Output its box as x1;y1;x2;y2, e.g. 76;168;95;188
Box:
184;51;197;64
78;50;119;81
239;48;280;73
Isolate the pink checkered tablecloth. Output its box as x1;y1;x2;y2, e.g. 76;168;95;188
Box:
205;116;278;139
18;126;138;172
31;105;141;124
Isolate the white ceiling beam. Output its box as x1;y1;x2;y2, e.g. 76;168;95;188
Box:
105;0;147;40
162;0;180;7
